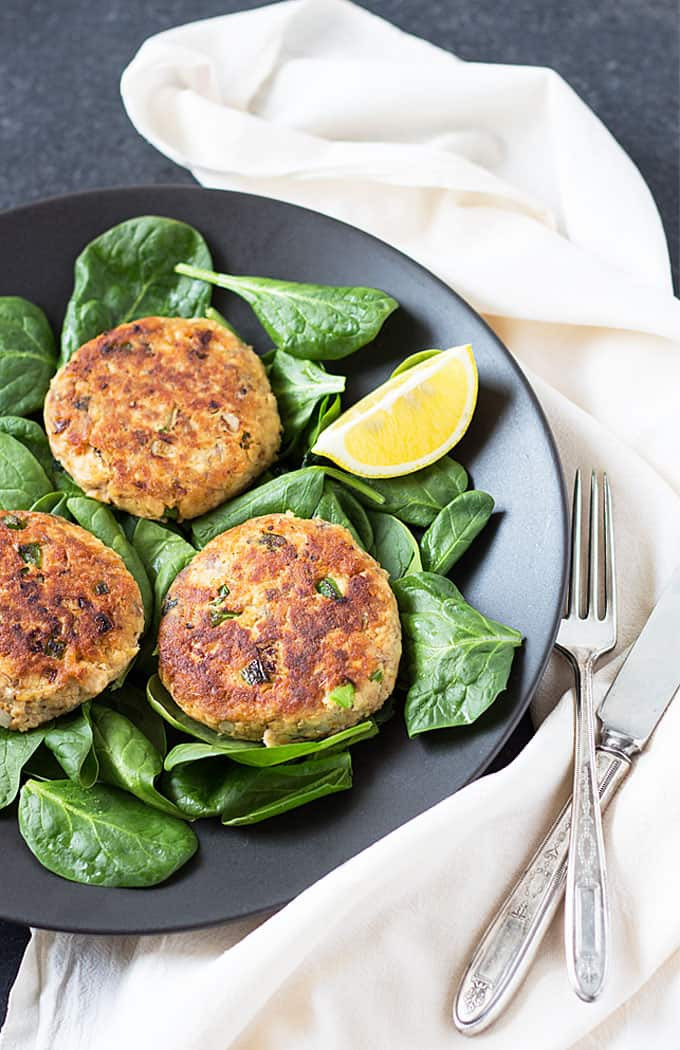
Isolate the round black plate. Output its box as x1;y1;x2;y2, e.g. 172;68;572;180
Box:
0;187;567;934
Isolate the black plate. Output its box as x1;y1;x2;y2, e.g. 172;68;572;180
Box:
0;187;567;934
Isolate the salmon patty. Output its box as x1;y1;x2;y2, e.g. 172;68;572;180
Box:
44;316;281;521
158;513;401;745
0;512;144;731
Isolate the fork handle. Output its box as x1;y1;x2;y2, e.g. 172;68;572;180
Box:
453;746;630;1034
566;660;610;1001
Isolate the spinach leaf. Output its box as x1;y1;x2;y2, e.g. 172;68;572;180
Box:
366;510;422;581
191;467;325;547
148;674;377;767
164;720;377;770
302;392;342;454
18;779;197;887
175;264;398;361
60;216;213;364
99;684;167;757
91;705;181;818
328;481;374;549
390;348;440;377
0;297;56;416
29;492;71;518
66;497;153;627
393;572;522;736
313;487;362;547
165;752;353;824
120;513;138;543
0;417;53;479
221;752;353;825
0;433;53;509
420;490;494;576
313;465;385;505
53;464;84;496
132;518;195;630
0;726;46;808
351;457;468;526
44;703;98;788
204;305;242;339
313;479;374;550
268;350;345;453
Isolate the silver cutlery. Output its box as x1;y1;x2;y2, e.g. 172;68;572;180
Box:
454;516;680;1034
556;470;617;1001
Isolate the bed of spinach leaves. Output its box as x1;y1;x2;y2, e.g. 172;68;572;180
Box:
0;213;521;890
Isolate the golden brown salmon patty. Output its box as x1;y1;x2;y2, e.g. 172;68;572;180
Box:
158;514;401;745
0;511;144;731
44;317;281;521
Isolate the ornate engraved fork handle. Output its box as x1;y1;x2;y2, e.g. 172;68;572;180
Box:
566;657;609;1001
453;747;630;1035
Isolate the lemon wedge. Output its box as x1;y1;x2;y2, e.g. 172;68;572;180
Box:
311;344;478;478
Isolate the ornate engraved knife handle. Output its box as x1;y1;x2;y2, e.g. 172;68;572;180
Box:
453;746;631;1035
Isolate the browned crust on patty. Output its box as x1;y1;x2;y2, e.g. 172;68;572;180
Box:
44;316;281;521
158;514;401;744
0;512;144;730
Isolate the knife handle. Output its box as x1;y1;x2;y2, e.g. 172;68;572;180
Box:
453;746;631;1035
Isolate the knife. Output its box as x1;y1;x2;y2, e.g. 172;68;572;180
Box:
453;564;680;1035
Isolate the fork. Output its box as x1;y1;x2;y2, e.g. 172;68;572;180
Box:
556;469;617;1002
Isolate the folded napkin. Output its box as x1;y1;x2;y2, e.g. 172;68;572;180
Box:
4;3;680;1047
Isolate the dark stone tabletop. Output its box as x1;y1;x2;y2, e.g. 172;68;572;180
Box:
0;0;677;1030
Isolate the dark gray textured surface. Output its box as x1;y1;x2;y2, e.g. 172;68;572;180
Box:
0;0;677;1029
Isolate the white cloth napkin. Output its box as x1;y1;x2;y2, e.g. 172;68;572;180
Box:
4;2;680;1047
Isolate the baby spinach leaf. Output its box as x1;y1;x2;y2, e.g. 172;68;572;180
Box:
366;510;422;581
120;513;139;543
175;264;398;361
60;216;213;364
0;417;53;480
18;779;197;887
314;465;385;505
132;518;195;631
420;490;494;576
351;457;468;526
204;305;242;338
393;572;522;737
148;674;377;767
53;464;84;496
302;392;342;454
164;720;377;770
99;684;167;757
268;350;345;453
164;752;353;824
390;348;441;377
191;467;325;547
0;297;56;416
325;481;374;549
0;433;53;509
0;726;46;809
220;753;353;825
91;705;181;818
66;497;153;627
313;487;362;547
44;703;98;788
29;492;71;518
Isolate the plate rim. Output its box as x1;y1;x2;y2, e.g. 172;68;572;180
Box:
0;184;569;934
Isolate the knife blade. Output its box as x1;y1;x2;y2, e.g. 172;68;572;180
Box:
454;562;680;1035
598;562;680;751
